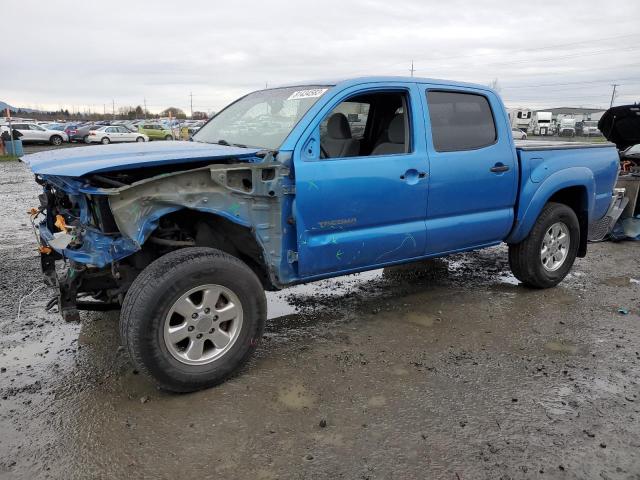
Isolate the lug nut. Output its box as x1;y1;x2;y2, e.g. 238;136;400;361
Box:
204;308;211;314
188;326;194;332
192;313;198;319
209;328;214;333
196;333;203;339
213;315;219;320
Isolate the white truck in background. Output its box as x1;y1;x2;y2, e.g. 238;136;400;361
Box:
558;117;577;137
532;111;553;136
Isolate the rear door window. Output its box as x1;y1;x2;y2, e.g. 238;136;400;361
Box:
426;91;497;152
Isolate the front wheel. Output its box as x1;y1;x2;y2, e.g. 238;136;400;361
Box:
101;137;110;145
120;247;266;392
165;135;173;141
50;135;63;146
136;136;145;142
508;202;580;288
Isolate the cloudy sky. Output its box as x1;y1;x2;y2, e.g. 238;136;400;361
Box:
3;0;639;114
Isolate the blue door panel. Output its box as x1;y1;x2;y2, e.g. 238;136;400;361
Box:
294;154;428;276
425;208;514;254
419;84;518;255
293;83;430;278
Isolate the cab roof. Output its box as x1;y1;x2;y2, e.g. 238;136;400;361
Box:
275;76;496;94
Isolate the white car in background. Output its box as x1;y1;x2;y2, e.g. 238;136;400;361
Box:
11;122;69;145
87;126;149;144
511;128;527;140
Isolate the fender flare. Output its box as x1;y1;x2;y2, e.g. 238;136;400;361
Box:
506;167;595;244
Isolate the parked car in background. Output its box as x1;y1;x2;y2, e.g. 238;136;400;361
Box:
581;120;601;137
87;125;148;144
511;128;527;140
44;123;67;132
620;144;640;164
66;124;102;143
138;123;174;140
12;122;68;145
599;104;640;150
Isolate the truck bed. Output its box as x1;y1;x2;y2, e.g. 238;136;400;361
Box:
514;140;616;151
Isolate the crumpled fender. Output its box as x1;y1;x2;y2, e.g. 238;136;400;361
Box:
506;166;595;244
107;162;286;274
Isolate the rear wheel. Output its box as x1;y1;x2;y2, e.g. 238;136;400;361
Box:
136;136;145;142
50;135;63;146
165;135;173;141
83;135;89;143
508;202;579;288
120;247;266;392
101;137;110;145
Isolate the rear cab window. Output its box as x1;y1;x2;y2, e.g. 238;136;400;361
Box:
426;91;497;152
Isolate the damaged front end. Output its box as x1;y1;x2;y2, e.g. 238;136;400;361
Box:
30;151;291;321
32;174;140;321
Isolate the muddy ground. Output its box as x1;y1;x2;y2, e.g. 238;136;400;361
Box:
1;148;639;480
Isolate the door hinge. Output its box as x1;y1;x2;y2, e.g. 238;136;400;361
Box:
287;250;298;263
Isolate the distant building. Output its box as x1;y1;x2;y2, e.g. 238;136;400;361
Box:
538;107;605;122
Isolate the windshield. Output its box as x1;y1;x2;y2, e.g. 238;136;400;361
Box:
193;86;330;150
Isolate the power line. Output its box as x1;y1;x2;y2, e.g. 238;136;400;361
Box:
342;33;640;78
502;77;640;89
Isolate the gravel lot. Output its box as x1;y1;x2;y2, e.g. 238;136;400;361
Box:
1;146;639;480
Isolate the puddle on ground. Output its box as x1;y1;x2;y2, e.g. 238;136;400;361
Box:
404;311;436;327
600;276;634;287
266;269;384;318
544;340;579;354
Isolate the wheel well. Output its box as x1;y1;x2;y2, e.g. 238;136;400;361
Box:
144;209;276;290
548;186;588;257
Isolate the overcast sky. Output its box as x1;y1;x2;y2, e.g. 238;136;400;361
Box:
3;0;639;114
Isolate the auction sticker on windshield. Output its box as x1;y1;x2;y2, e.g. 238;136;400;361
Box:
287;88;328;100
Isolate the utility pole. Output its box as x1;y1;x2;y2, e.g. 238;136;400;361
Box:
189;92;193;119
144;98;147;119
610;84;619;108
410;60;415;77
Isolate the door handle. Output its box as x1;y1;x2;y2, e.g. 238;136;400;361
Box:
490;163;510;173
400;171;428;180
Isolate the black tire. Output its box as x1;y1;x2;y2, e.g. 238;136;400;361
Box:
101;137;110;145
136;136;145;142
83;135;89;143
120;247;266;392
508;202;579;289
50;135;63;146
165;135;173;141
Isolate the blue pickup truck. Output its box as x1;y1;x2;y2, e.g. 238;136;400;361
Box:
25;76;619;391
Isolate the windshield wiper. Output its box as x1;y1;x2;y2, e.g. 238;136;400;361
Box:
215;139;250;148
